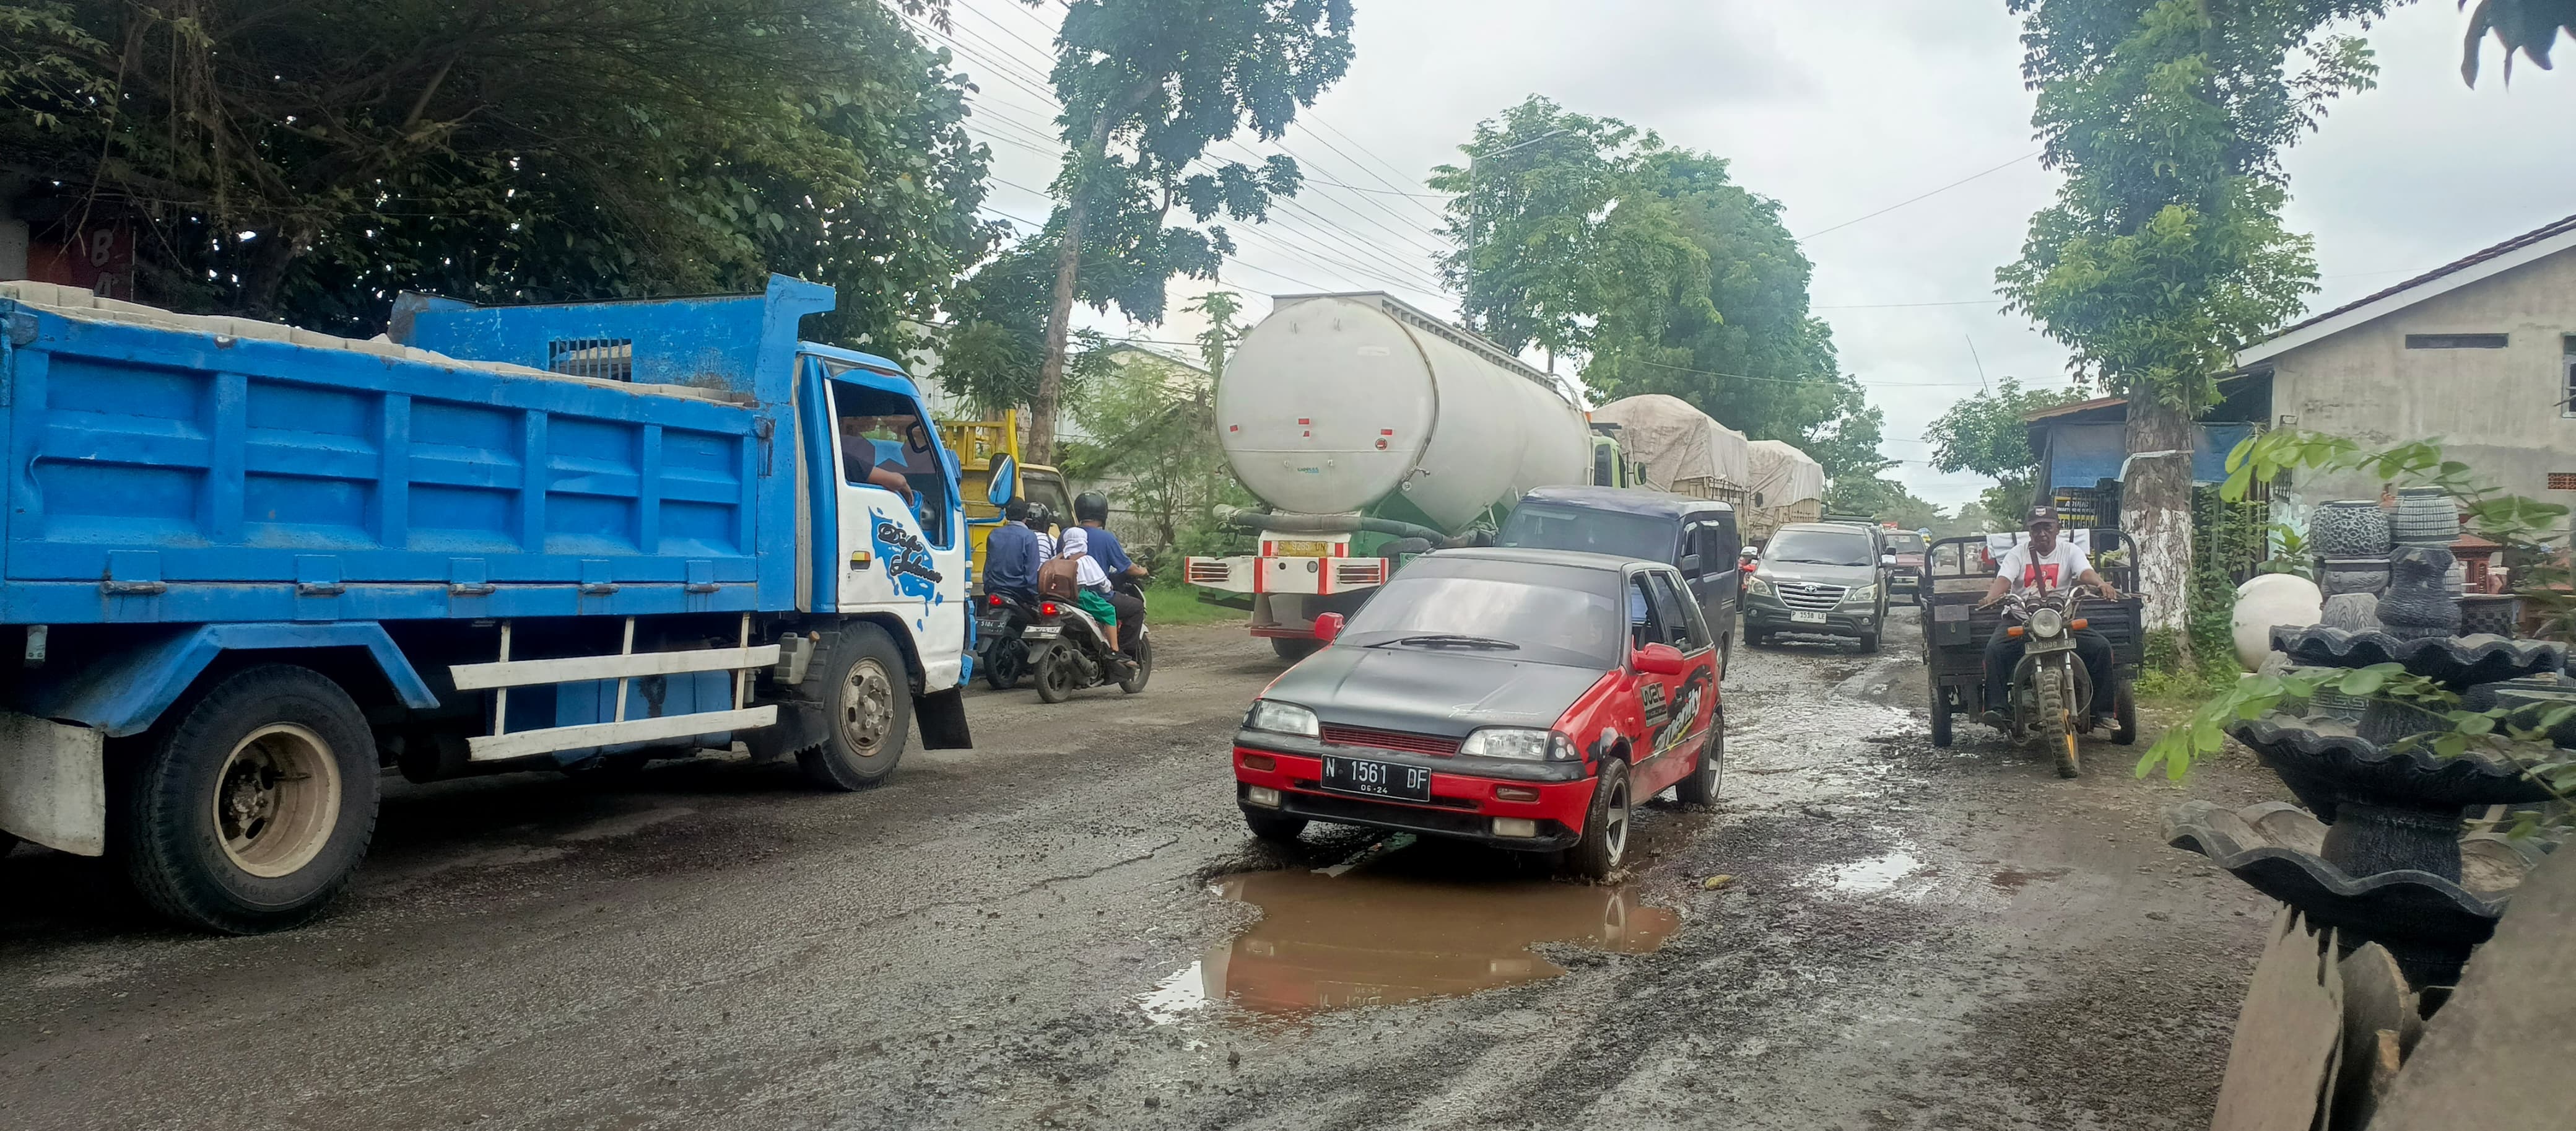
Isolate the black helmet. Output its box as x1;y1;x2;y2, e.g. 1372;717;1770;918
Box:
1025;503;1052;528
1074;491;1110;524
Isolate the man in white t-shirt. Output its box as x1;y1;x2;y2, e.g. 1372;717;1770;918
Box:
1979;505;2121;725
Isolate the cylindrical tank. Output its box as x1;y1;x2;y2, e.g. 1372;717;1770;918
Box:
1216;294;1589;533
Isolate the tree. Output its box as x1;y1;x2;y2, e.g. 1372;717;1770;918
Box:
1824;475;1943;528
1431;97;1889;483
1925;378;2090;521
1022;0;1355;465
1998;0;2383;639
0;1;1000;347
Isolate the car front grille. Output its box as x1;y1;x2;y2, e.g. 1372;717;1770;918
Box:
1777;582;1848;612
1320;725;1462;758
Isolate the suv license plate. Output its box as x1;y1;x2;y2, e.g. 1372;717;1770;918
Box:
1791;611;1829;624
1321;756;1430;802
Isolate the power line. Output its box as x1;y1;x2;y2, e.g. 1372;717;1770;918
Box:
1795;151;2041;240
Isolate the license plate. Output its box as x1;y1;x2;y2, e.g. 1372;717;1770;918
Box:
1023;626;1061;639
977;615;1007;632
1273;539;1331;558
1791;611;1828;624
1321;756;1430;802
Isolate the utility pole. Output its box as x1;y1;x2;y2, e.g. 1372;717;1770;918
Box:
1459;127;1568;334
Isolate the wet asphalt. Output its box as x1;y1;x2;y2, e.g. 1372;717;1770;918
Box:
0;607;2286;1130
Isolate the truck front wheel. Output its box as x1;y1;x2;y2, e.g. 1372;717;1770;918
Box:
798;624;911;791
118;665;379;933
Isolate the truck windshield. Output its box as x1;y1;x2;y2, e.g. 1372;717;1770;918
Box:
1342;573;1622;667
1497;503;1674;564
1765;528;1874;567
1887;533;1927;554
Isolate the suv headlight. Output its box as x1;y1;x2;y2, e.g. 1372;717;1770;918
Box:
1746;575;1773;596
1845;583;1877;603
1461;727;1577;762
1245;699;1319;738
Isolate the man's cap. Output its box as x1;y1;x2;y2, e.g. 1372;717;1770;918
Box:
2027;505;2061;526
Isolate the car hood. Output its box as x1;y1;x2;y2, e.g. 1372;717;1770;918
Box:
1264;645;1608;738
1757;561;1878;588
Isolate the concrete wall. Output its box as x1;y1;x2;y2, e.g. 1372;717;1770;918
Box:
2270;249;2576;523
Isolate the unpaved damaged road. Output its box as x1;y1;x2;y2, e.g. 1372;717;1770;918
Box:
1;613;2283;1130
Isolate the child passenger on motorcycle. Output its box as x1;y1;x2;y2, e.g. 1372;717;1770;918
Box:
1978;505;2123;727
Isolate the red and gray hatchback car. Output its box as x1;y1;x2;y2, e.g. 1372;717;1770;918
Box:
1231;549;1723;878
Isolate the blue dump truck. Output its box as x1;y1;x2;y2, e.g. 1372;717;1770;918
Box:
0;275;994;932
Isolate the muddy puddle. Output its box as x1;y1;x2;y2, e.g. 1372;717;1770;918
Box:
1146;867;1678;1021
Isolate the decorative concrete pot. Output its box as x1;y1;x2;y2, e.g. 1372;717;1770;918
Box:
2317;557;2391;597
2377;545;2461;638
2391;487;2461;546
2310;500;2391;558
2456;594;2522;638
2271;626;2566;689
2320;592;2381;632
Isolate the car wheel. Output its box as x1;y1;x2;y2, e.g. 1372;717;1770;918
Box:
1564;759;1632;881
1271;637;1321;663
1674;713;1722;805
1718;634;1733;681
1856;629;1881;653
797;625;911;791
118;665;379;933
1243;809;1307;844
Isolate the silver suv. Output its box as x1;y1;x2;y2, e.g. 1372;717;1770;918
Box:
1742;523;1889;652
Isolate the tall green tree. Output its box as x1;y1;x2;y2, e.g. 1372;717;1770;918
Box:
1925;377;2091;520
1431;97;1888;483
1022;0;1355;465
1998;0;2383;637
0;1;1001;346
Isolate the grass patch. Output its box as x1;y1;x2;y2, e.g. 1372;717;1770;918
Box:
1142;579;1248;626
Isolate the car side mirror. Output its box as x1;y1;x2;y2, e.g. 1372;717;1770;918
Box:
1312;612;1345;645
1678;554;1701;575
1632;642;1687;676
986;454;1017;508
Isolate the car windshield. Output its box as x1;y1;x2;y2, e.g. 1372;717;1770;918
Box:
1887;533;1926;554
1341;572;1622;667
1764;528;1874;567
1495;503;1675;563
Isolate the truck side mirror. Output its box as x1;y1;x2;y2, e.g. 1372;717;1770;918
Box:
1312;613;1346;645
986;454;1017;508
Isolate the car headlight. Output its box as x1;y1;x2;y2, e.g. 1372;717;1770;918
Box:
1845;583;1877;603
1746;575;1773;596
1245;699;1319;738
1460;727;1577;762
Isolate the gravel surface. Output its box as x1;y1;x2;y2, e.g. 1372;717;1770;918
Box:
0;608;2282;1130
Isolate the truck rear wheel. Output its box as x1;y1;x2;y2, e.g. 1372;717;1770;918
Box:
118;665;378;933
1271;637;1321;663
798;625;910;791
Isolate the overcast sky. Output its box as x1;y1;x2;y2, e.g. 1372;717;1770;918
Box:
920;0;2576;510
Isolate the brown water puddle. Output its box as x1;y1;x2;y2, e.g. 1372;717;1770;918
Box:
1159;869;1679;1018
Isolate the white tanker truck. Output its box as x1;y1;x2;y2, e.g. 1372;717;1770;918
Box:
1183;292;1630;659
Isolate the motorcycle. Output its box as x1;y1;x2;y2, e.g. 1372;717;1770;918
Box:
1027;583;1151;702
1989;585;2112;778
977;590;1040;690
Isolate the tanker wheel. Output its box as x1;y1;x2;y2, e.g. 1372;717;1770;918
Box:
1271;637;1321;663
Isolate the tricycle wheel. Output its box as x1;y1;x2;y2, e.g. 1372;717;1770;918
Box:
1035;649;1079;703
1242;809;1307;844
1562;759;1632;881
1119;633;1152;694
1930;687;1953;748
118;665;378;933
798;625;910;792
2110;681;2138;746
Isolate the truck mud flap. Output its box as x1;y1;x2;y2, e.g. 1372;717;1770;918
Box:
914;687;972;750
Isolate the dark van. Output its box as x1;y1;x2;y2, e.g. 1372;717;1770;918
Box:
1495;486;1743;673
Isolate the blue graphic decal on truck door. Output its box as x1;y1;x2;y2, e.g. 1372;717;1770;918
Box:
871;509;943;605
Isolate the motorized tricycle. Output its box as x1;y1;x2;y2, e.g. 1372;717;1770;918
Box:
1921;532;2143;776
1026;580;1152;702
